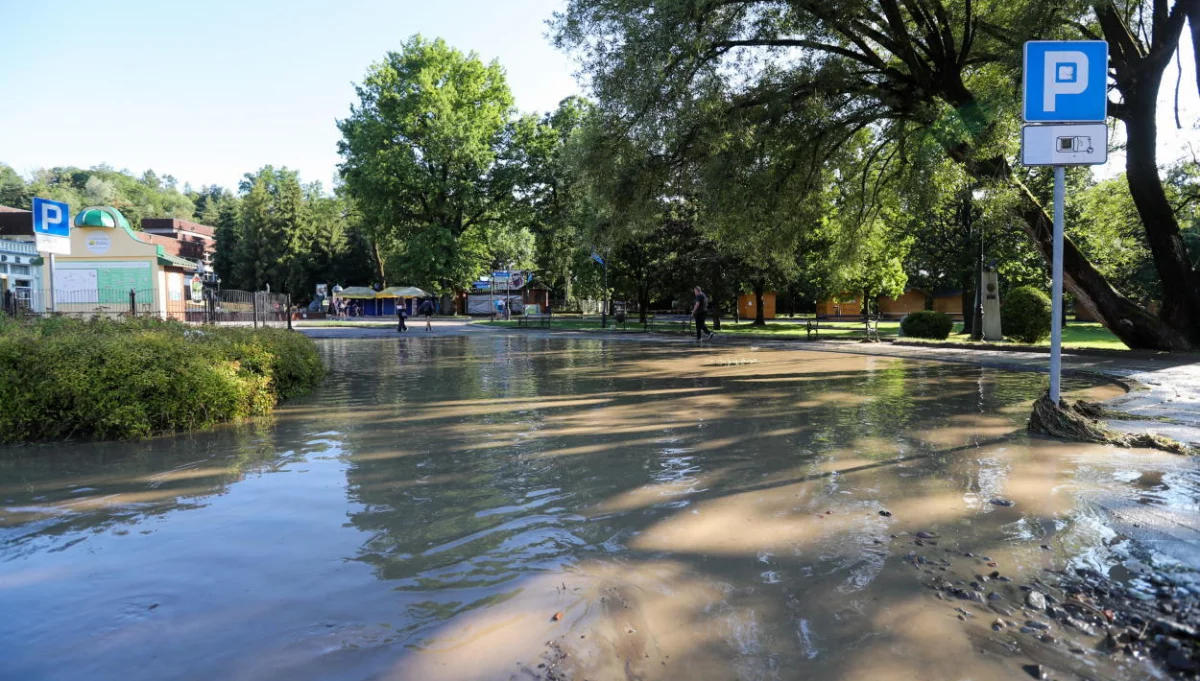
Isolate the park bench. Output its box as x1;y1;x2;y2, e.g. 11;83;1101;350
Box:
862;315;882;342
804;318;820;339
646;314;692;334
517;312;552;328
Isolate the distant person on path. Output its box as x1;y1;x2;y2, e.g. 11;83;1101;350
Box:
692;286;714;341
418;298;435;332
396;302;408;332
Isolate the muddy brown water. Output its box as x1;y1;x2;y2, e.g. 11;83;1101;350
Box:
1;336;1196;681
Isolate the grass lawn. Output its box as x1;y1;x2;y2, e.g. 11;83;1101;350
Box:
483;317;1130;351
897;322;1128;351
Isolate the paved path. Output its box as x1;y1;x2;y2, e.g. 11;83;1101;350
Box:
297;319;1200;447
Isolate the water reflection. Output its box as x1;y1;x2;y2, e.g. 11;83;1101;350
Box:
0;336;1192;681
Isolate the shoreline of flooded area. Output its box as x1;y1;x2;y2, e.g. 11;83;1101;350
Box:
2;336;1197;681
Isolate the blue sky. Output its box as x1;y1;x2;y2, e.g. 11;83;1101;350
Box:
0;1;1196;191
0;0;580;190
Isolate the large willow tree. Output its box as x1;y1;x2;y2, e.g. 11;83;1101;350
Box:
554;0;1200;350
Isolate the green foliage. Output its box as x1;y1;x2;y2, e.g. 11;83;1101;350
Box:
0;163;195;225
337;35;522;292
551;0;1200;349
1002;286;1053;344
0;318;323;442
900;311;953;340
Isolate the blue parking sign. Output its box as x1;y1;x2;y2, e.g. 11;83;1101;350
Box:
1024;41;1109;122
32;198;70;237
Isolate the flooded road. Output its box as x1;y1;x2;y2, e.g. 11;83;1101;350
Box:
1;335;1196;681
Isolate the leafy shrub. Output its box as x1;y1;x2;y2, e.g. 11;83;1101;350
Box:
900;310;953;340
1002;286;1053;344
0;318;324;442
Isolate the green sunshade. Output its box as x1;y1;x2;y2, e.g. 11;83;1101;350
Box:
336;286;378;299
74;206;132;230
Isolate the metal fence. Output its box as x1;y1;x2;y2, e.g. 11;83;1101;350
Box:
2;288;292;328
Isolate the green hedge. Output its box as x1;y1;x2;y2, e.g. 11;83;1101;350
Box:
900;310;954;339
1002;286;1053;344
0;318;324;442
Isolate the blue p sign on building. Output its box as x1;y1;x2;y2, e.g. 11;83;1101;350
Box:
32;197;72;255
32;198;69;237
1023;41;1108;122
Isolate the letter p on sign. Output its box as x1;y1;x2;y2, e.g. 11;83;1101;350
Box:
1043;51;1088;112
1024;41;1108;123
40;203;62;231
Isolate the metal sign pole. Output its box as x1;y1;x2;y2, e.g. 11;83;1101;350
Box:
1050;165;1065;403
48;254;56;312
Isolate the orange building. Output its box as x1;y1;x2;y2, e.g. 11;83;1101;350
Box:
738;292;776;320
932;291;964;318
877;289;926;318
817;288;965;319
816;294;862;318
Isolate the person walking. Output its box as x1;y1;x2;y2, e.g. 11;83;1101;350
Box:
418;297;435;332
396;301;408;332
692;286;714;341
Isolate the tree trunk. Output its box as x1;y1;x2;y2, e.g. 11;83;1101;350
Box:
939;68;1197;350
1190;1;1200;98
1115;45;1200;345
371;238;386;288
753;282;766;326
960;276;974;335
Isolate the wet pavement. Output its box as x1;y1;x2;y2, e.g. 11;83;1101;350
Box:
2;334;1199;681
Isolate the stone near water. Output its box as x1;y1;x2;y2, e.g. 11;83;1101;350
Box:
990;498;1015;507
1027;591;1047;610
1022;663;1048;679
1167;648;1198;672
1023;620;1050;631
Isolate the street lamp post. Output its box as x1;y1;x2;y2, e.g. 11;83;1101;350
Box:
590;251;608;329
972;227;985;341
969;188;986;341
601;258;608;329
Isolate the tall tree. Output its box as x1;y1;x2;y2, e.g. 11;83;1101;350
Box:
232;166;309;293
337;35;517;292
553;0;1200;349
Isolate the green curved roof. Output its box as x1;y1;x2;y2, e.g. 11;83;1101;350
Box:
74;206;132;230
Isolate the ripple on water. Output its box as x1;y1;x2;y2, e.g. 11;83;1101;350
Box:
0;336;1190;681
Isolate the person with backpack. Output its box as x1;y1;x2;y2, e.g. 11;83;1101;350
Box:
418;298;435;332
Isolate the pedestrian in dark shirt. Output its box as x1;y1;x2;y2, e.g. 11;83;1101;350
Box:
397;302;408;332
418;298;435;332
692;286;714;341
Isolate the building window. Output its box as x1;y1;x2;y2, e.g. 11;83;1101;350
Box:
10;265;29;276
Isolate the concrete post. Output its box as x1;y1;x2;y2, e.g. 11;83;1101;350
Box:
982;270;1003;341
